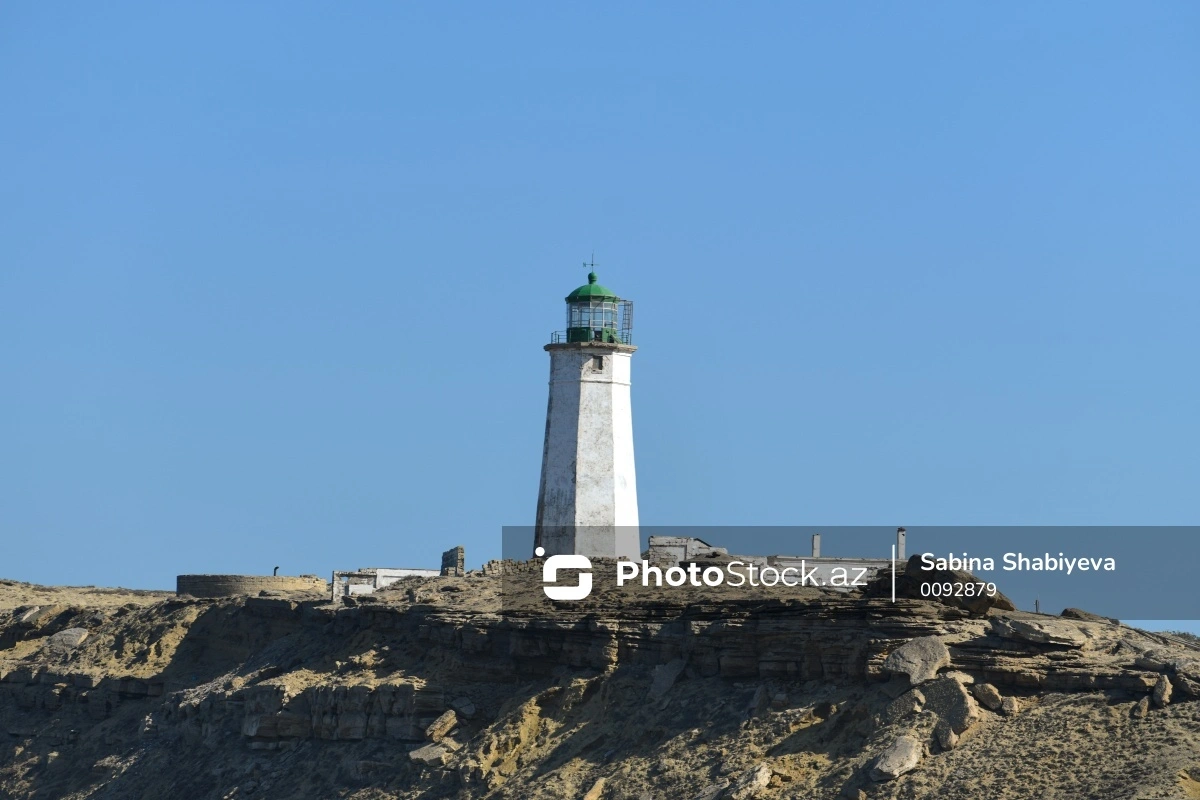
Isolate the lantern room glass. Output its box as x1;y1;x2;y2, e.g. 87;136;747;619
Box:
567;299;617;331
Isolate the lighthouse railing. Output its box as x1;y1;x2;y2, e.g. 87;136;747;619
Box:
549;330;633;345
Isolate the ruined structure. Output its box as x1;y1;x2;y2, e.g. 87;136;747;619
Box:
440;545;466;577
175;574;326;598
330;567;439;601
646;528;907;590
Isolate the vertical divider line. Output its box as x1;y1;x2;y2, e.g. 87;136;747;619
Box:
891;545;896;603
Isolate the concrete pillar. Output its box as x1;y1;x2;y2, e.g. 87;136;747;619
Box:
896;528;907;561
811;533;821;558
534;342;640;560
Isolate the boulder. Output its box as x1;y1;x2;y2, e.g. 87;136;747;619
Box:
1169;659;1200;697
1134;648;1175;671
933;719;958;751
943;671;975;685
870;735;922;781
882;637;950;686
425;709;458;742
409;743;448;766
46;628;89;654
991;616;1089;648
728;764;772;799
450;696;477;719
881;689;924;725
922;676;979;734
1152;675;1173;708
1061;608;1116;623
1000;696;1020;716
971;683;1004;712
1133;649;1200;696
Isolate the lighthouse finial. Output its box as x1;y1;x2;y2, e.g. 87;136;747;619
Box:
584;252;597;283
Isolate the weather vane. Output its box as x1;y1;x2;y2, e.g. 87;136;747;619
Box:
583;252;597;272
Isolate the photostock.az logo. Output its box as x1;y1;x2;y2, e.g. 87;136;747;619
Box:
535;547;592;600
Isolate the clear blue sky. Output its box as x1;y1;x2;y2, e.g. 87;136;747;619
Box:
2;4;1197;595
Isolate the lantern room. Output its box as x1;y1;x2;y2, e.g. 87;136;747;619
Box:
557;272;633;344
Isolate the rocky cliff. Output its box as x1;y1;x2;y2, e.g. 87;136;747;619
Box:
2;572;1200;799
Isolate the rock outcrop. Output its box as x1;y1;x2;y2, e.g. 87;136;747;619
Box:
866;555;1017;615
971;682;1004;711
871;735;923;781
921;676;979;735
882;636;950;685
992;616;1091;648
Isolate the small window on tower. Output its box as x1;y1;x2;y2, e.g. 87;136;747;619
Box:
593;356;604;371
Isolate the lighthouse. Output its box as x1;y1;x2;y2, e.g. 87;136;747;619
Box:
534;270;640;560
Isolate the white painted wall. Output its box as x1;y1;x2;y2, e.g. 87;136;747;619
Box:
335;567;440;598
371;568;440;588
535;343;640;560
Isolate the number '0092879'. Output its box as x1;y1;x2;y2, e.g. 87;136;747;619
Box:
920;581;997;598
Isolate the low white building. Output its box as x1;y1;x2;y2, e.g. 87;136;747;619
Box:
331;567;439;600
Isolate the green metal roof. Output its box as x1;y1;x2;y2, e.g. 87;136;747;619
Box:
565;272;619;302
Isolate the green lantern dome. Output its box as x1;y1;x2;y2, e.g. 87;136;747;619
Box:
565;272;618;302
554;270;632;345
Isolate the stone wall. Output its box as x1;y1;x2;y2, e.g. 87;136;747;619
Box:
176;575;326;598
481;559;542;577
440;546;465;577
646;536;728;564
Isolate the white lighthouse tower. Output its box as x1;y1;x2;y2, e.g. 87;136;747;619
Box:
534;270;640;560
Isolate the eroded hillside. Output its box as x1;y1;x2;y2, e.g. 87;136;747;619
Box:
2;571;1200;800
